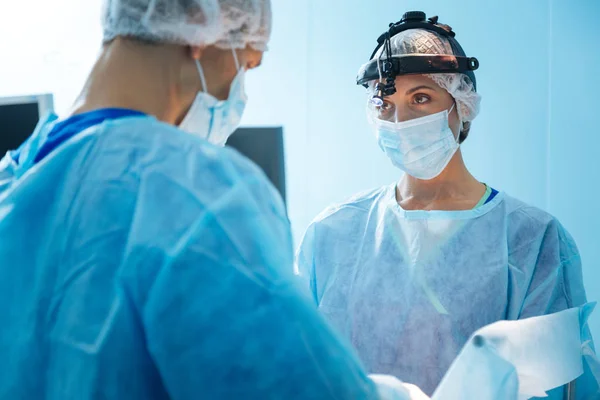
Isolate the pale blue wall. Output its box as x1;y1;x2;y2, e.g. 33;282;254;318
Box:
547;0;600;339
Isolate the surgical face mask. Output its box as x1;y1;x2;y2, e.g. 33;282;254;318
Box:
372;104;459;180
179;49;247;146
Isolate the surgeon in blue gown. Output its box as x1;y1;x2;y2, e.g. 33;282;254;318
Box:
296;12;599;399
0;1;410;399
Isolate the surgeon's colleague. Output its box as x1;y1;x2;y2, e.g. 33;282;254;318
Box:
296;11;599;398
0;1;418;399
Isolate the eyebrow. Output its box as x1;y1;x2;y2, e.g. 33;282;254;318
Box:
405;85;436;95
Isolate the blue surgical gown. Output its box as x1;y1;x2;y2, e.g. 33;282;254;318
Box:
0;112;381;399
296;183;599;398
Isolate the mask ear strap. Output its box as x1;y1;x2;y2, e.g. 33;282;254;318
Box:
194;59;208;93
449;102;462;144
231;48;241;71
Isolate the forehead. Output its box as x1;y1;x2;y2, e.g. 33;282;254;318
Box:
369;74;445;96
393;74;441;91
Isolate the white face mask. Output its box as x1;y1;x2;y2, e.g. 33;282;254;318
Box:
179;48;247;146
372;104;460;180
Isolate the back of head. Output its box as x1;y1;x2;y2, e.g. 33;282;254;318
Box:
102;0;272;50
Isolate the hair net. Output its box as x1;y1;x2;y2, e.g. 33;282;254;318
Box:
101;0;272;51
368;29;481;124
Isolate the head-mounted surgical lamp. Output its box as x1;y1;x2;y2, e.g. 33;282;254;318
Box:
357;11;480;106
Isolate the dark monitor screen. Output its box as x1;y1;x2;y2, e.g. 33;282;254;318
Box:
0;102;40;154
227;127;286;205
0;94;54;155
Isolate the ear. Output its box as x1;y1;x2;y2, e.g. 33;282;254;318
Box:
189;46;203;60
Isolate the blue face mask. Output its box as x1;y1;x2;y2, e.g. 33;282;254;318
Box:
179;49;247;146
372;103;459;180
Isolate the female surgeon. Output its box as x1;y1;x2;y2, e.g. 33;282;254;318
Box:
0;1;420;399
296;11;599;398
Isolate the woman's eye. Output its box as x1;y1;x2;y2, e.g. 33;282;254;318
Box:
378;101;393;111
413;94;430;104
375;101;392;113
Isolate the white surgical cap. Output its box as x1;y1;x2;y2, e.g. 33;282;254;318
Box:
370;29;481;123
101;0;272;51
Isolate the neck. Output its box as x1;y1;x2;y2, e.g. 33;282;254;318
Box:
397;149;484;204
69;39;195;124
